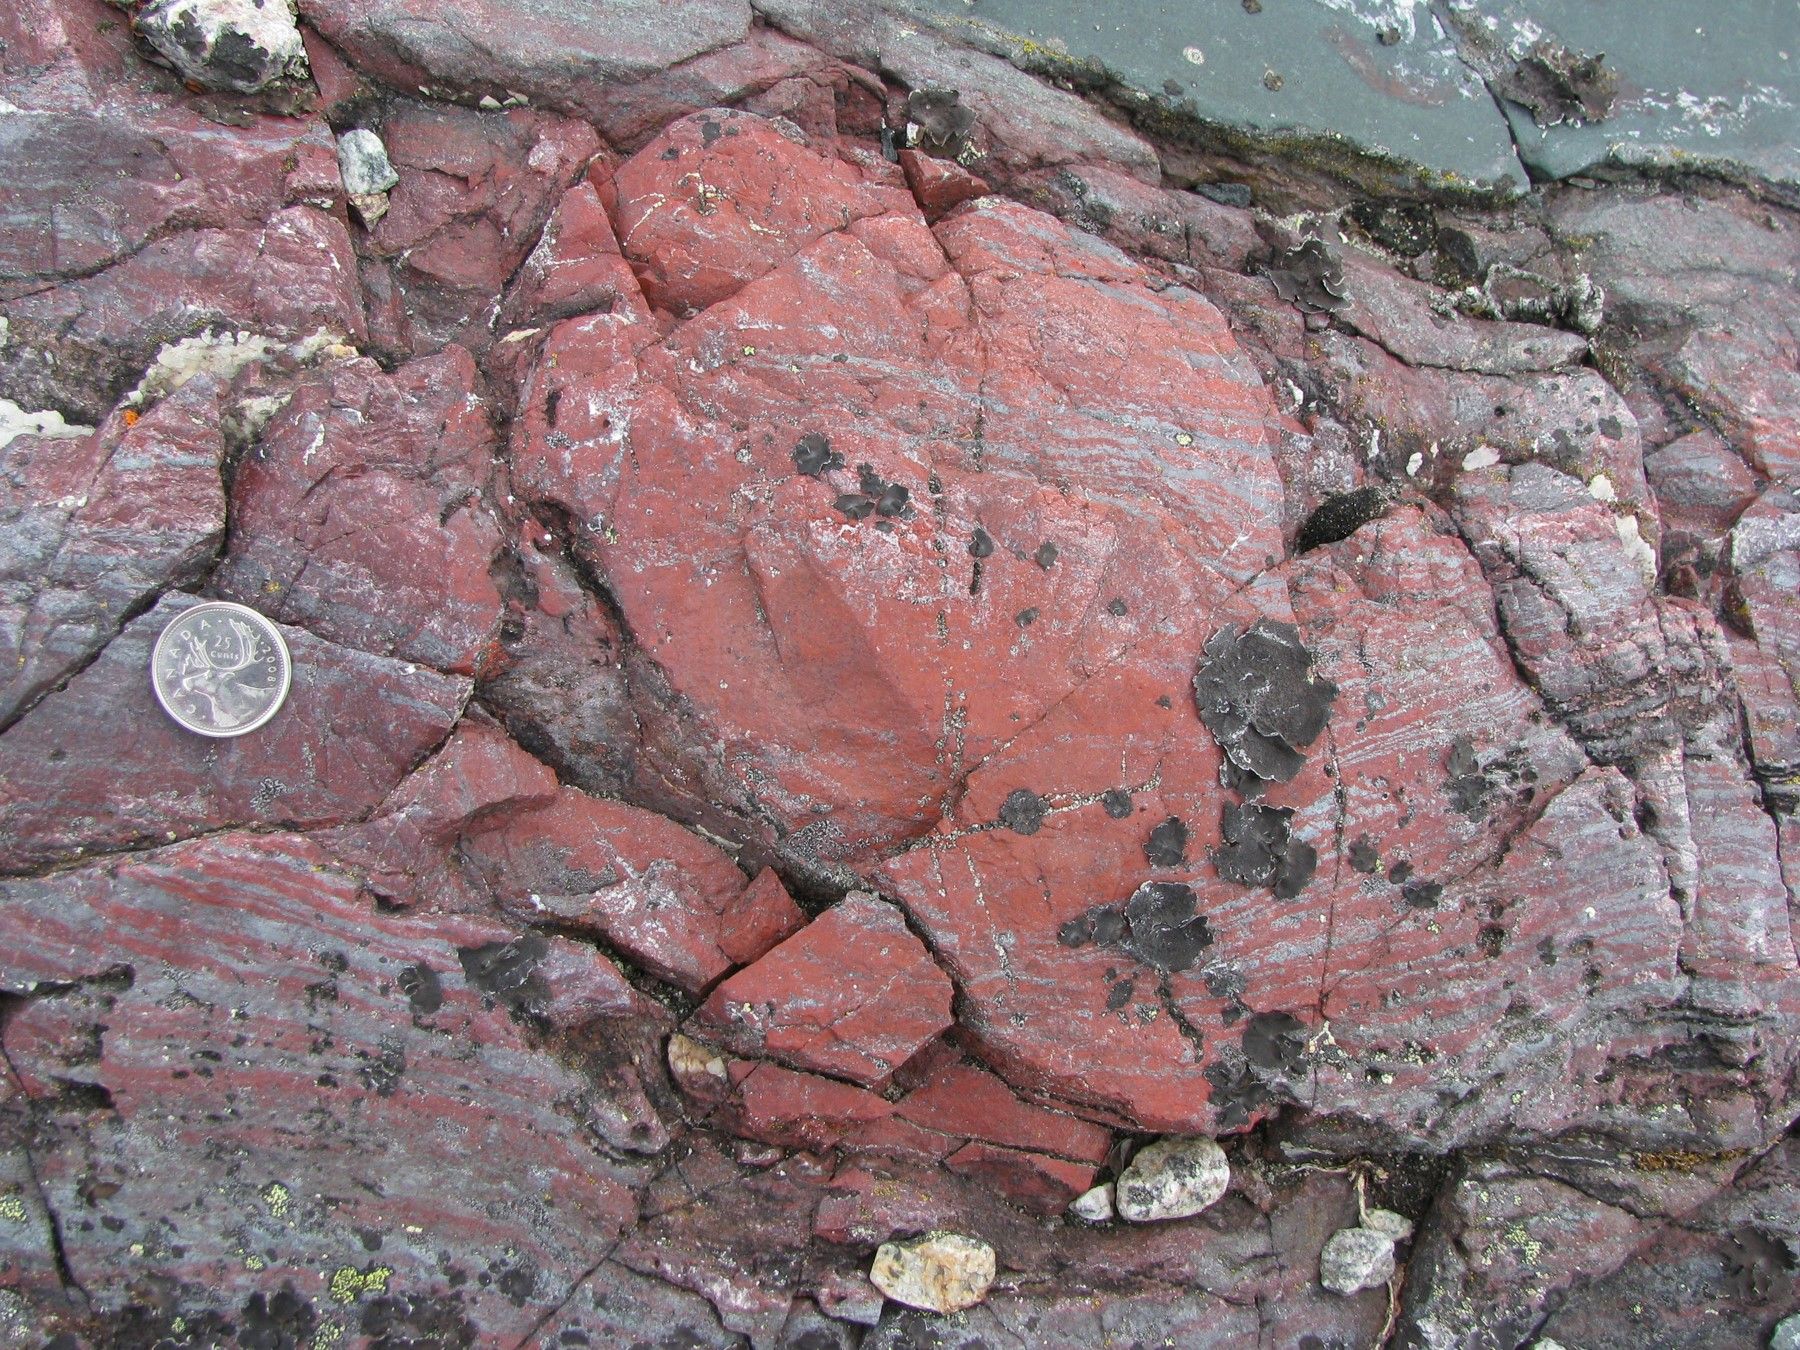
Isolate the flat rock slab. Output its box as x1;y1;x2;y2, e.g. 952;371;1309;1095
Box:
0;832;641;1341
909;0;1529;196
694;892;954;1087
1451;0;1800;194
0;594;469;873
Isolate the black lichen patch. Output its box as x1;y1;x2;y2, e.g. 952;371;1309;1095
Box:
1215;801;1317;899
1401;879;1443;910
1347;834;1380;874
1266;238;1349;314
1101;789;1133;819
1347;199;1436;257
1444;734;1538;821
1296;485;1390;553
1033;541;1059;569
396;963;443;1016
1388;858;1414;885
1015;607;1039;627
1242;1010;1309;1074
361;1291;478;1349
1144;816;1189;868
906;87;977;158
792;432;843;478
1122;881;1214;972
1193;619;1338;783
240;1284;318;1349
1059;883;1213;974
1106;597;1129;616
842;463;915;521
997;788;1047;835
458;934;550;1015
1205;1059;1278;1131
968;527;994;558
1106;979;1134;1012
1498;41;1618;127
833;493;874;520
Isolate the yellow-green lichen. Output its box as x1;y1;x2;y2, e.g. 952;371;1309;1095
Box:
261;1182;292;1220
328;1264;392;1303
0;1194;28;1223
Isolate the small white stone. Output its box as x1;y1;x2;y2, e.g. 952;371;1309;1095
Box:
1614;513;1658;587
1069;1183;1114;1222
1115;1137;1230;1222
1770;1311;1800;1350
1587;472;1616;502
1462;444;1501;471
1360;1207;1414;1241
1320;1225;1396;1295
337;128;399;196
1406;451;1423;477
870;1232;995;1314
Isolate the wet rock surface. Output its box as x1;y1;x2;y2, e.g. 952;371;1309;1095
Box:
1;1;1797;1345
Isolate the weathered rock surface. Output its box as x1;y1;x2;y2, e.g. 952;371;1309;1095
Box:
693;892;953;1087
214;348;505;674
0;594;468;872
2;0;1798;1343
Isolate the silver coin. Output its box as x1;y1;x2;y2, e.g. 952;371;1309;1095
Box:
150;601;292;738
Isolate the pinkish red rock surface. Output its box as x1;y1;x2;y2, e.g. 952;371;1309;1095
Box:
0;0;1797;1345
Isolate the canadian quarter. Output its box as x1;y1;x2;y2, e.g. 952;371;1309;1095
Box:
150;601;292;738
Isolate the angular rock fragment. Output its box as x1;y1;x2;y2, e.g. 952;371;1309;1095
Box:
870;1232;995;1314
133;0;310;95
693;893;953;1088
0;594;468;872
337;127;398;226
460;786;757;993
1070;1184;1115;1222
1319;1225;1397;1296
1115;1137;1230;1222
1194;620;1338;783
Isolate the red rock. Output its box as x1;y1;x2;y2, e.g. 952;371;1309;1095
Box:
459;785;752;992
611;108;907;313
0;374;225;725
363;102;600;352
295;0;754;135
2;207;365;421
0;832;639;1340
894;1061;1112;1164
941;1140;1097;1216
0;594;469;873
899;147;988;221
610;1143;826;1345
693;892;954;1088
514;117;1282;867
722;1060;950;1158
762;2;1162;189
1549;190;1800;483
213;348;505;674
717;866;808;966
475;518;643;798
499;178;650;330
317;716;559;908
1645;429;1761;539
